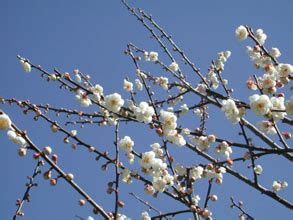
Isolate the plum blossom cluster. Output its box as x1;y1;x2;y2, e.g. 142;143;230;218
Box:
119;136;135;164
207;50;231;89
221;99;244;124
139;150;174;192
128;101;155;124
160;109;186;146
189;134;216;151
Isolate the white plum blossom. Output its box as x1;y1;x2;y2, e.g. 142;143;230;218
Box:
179;104;189;115
190;166;203;180
119;136;134;153
87;216;94;220
133;102;155;124
116;214;131;220
257;121;276;135
270;96;286;121
204;166;226;184
255;29;267;45
135;79;143;91
160;110;177;134
254;165;263;175
7;130;26;145
235;25;248;41
189;135;215;151
90;84;103;102
277;63;293;78
123;79;133;92
249;94;272;116
0;113;11;130
270;47;281;58
156;77;169;90
20;60;32;73
75;90;92;107
152;177;167;192
166;130;186;147
121;168;132;184
169;62;179;72
221;99;242;124
126;152;135;164
140;151;156;170
149;51;158;62
261;74;276;90
104;93;124;113
285;96;293;115
143;51;150;61
141;212;151;220
215;141;232;158
272;181;282;192
151;143;163;157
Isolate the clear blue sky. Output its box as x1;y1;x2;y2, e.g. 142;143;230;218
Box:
0;0;292;219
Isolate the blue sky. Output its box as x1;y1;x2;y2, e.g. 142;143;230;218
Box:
0;0;292;219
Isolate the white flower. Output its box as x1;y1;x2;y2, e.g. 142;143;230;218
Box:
156;77;169;90
119;136;134;153
272;181;282;192
257;121;276;135
20;60;31;73
255;29;267;45
261;74;276;89
141;212;151;220
126;153;135;164
152;177;166;192
285;96;293;115
160;110;177;134
151;143;163;157
190;166;203;180
271;96;286;120
90;84;104;95
121;169;132;184
221;99;241;124
144;51;150;61
7;130;26;145
270;47;281;58
70;130;77;137
90;84;104;102
135;79;143;91
76;90;92;107
277;63;293;78
0;113;11;130
123;79;133;92
140;151;156;169
87;216;94;220
166;130;186;147
117;214;131;220
133;102;155;124
149;51;158;62
180;104;189;115
249;94;272;116
190;135;210;151
254;165;263;175
281;181;288;189
104;93;124;113
169;62;179;72
215;141;232;158
235;25;248;41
